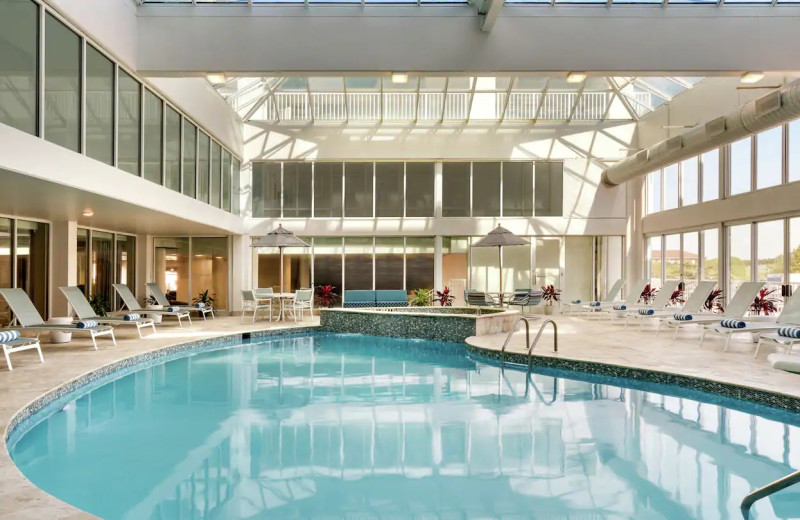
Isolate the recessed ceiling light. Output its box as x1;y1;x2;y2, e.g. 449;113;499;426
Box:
82;208;94;217
207;73;227;85
566;72;587;84
740;71;765;84
391;73;409;85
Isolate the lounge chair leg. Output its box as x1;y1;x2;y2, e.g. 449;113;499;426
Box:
698;330;707;348
723;333;733;352
187;314;192;325
3;348;12;371
672;325;680;341
755;338;764;358
655;321;662;336
111;330;117;346
151;322;157;335
91;333;98;351
36;343;43;363
137;323;144;339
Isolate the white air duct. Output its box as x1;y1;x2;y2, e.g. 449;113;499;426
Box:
602;78;800;187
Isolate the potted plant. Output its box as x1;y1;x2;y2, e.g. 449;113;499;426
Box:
434;287;455;307
704;289;725;314
315;285;338;309
750;288;780;315
409;288;433;307
145;294;163;324
638;284;658;305
541;284;561;315
668;287;685;306
88;293;109;317
193;289;216;308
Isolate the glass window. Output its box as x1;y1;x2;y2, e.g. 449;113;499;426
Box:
756;126;783;190
471;236;499;292
406;237;434;293
85;45;114;165
702;228;719;283
115;235;136;311
503;162;533;217
76;228;88;296
534;162;564;216
730;138;752;196
222;150;231;212
251;162;281;218
313;238;342;305
665;234;681;280
728;224;752;296
442;162;470;217
232;158;241;216
757;220;784;292
663;164;679;210
405;162;434;217
117;70;140;176
197;132;210;203
154;237;190;305
442;237;469;304
314;163;343;218
648;236;662;287
647;170;662;214
255;241;310;293
0;0;38;135
191;237;228;310
472;162;501;217
182;119;196;198
375;163;403;218
164;106;181;192
345;163;373;218
344;237;373;290
701;150;719;202
681;158;698;206
283;162;312;218
16;220;48;318
210;141;221;208
143;90;163;184
90;231;113;308
790;218;800;290
682;232;699;293
0;219;12;327
789;121;800;183
375;237;404;290
44;14;81;152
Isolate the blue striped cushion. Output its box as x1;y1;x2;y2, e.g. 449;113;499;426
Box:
673;313;693;321
638;308;654;316
720;318;746;329
589;301;601;307
612;304;627;311
76;320;98;329
571;299;581;304
168;307;181;312
194;302;206;309
778;327;800;339
123;313;140;321
0;330;20;343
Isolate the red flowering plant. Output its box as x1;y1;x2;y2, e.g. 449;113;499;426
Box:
315;285;338;308
704;289;725;314
435;287;455;307
751;288;781;315
668;288;685;306
639;284;658;304
541;284;561;306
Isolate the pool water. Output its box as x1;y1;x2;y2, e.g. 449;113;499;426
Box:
9;333;800;519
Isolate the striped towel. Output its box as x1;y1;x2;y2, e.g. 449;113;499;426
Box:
194;302;206;309
0;330;21;343
673;313;693;321
612;304;627;311
571;299;581;304
168;307;181;312
778;327;800;339
589;301;601;307
123;313;141;321
76;320;98;329
720;318;746;329
638;308;654;316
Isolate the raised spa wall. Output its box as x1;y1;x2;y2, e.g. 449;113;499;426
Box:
319;307;518;342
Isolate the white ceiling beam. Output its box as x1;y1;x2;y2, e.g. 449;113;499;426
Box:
481;0;505;32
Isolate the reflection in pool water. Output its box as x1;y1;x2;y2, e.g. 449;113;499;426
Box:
9;333;800;519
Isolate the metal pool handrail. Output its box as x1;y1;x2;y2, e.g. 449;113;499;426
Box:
741;468;800;518
500;316;531;367
526;319;558;374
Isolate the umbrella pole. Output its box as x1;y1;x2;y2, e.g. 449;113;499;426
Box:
498;246;503;306
279;247;284;293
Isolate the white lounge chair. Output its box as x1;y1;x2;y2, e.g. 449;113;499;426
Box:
619;280;680;328
113;284;192;327
60;286;157;339
588;279;648;320
628;280;718;333
0;330;43;371
661;282;765;340
579;279;625;315
146;283;215;321
0;288;115;350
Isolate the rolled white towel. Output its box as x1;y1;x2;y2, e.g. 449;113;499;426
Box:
123;313;141;321
76;320;98;329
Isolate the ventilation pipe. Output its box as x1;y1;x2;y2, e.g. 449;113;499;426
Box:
602;78;800;187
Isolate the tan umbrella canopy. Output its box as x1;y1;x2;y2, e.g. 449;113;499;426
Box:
472;225;530;301
250;224;310;292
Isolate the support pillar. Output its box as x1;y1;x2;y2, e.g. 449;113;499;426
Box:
50;220;77;318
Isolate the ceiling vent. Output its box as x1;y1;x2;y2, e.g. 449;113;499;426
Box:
664;136;683;152
635;150;649;164
755;90;782;117
704;117;727;137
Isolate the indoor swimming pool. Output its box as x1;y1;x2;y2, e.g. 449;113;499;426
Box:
8;332;800;519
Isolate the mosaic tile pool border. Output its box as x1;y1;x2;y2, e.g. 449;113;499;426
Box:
4;326;319;445
467;345;800;413
320;309;477;342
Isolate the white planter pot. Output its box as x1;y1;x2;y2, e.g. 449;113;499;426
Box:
146;304;163;324
544;305;557;316
48;317;73;343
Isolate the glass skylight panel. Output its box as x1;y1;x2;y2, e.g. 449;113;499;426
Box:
419;77;447;91
553;0;608;4
446;77;473;91
345;77;381;90
308;77;344;91
281;77;309;90
382;76;420;91
513;77;547;91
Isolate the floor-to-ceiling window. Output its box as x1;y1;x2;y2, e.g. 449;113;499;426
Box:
118;70;141;176
730;138;753;196
442;163;470;217
182;120;197;198
682;232;699;293
154;237;190;305
375;238;404;290
0;219;12;326
143;89;163;185
222;150;232;212
283;163;312;218
312;238;343;304
701;228;719;282
344;237;374;290
405;237;434;293
197;132;210;204
648;236;662;288
115;234;136;298
375;163;403;218
85;45;114;166
405;163;435;217
76;228;88;295
472;162;501;217
76;228;136;311
164;106;181;192
191;238;228;309
90;231;113;308
254;241;311;293
757;220;784;293
756;126;783;190
210;141;221;208
0;0;38;136
44;13;80;153
442;237;469;304
728;224;751;296
15;220;48;319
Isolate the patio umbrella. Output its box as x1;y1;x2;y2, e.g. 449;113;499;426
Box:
250;224;310;292
472;225;530;304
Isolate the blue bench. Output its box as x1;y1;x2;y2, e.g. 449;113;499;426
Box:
343;290;409;308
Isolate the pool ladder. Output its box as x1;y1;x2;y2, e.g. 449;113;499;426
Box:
499;316;558;373
741;468;800;518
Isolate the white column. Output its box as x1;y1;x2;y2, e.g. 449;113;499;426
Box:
230;234;251;312
434;235;443;291
626;178;644;290
137;234;153;303
50;220;78;318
